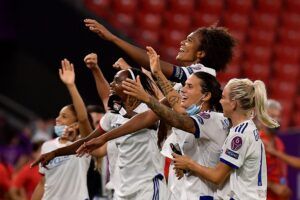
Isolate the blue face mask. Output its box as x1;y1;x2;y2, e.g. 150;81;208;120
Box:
54;125;67;137
185;94;206;116
186;104;201;116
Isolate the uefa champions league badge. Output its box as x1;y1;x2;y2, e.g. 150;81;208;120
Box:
231;136;243;151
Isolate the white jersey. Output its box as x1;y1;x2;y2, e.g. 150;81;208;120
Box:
162;111;229;200
100;103;165;198
39;138;90;200
216;120;267;200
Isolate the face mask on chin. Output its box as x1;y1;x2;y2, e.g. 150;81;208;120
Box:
54;125;67;137
185;94;206;116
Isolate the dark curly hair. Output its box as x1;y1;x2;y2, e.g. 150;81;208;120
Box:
195;26;236;72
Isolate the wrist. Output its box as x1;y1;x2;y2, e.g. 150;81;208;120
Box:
66;83;76;88
90;66;100;72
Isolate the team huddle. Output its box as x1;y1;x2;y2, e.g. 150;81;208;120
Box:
30;19;279;200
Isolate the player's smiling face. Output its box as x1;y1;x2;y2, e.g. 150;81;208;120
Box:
176;31;203;65
180;74;205;109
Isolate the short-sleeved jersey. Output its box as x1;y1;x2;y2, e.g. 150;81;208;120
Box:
169;63;216;85
12;163;41;200
217;120;267;200
39;138;91;200
100;103;164;198
161;111;229;199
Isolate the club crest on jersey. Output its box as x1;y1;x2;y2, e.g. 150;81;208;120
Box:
187;67;194;74
199;112;210;119
231;136;243;151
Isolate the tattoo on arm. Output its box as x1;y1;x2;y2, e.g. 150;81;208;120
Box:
147;96;194;132
153;72;181;108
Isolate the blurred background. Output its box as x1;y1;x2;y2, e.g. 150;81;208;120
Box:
0;0;300;199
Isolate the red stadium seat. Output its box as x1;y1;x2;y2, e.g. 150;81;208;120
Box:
136;13;162;31
274;44;300;63
159;44;179;63
197;0;224;15
133;29;160;48
248;28;275;47
164;13;192;31
244;45;272;63
226;0;253;14
161;29;187;47
242;61;271;84
112;0;137;13
292;111;300;127
223;12;249;31
230;30;247;46
256;0;282;15
109;12;135;35
140;0;166;13
250;12;279;31
218;61;241;81
272;61;300;81
192;12;220;28
286;0;300;13
295;96;300;111
84;0;111;18
278;28;300;47
169;0;195;14
269;79;297;99
281;13;300;30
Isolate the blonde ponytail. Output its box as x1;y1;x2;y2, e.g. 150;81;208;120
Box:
253;81;279;128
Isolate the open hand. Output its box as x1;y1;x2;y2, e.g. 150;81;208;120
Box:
146;46;161;75
172;153;193;171
84;19;116;41
122;76;150;103
84;53;98;70
59;59;75;86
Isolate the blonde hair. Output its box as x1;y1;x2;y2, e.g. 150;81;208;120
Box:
226;78;279;128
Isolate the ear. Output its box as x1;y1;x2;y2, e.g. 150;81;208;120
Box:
196;50;205;60
231;100;238;111
203;92;211;102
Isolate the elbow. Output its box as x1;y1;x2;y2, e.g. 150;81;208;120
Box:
210;175;226;186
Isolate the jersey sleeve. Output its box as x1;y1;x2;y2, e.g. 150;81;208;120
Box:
99;112;118;132
169;65;190;84
190;112;216;139
220;132;248;169
39;142;48;175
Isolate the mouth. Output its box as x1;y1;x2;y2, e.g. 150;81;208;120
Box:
179;46;185;53
181;95;188;102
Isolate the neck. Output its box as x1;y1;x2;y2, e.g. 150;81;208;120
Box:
230;112;251;127
200;103;210;112
180;60;199;67
59;137;69;144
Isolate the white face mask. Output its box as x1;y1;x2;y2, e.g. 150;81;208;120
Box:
54;125;67;137
185;94;206;116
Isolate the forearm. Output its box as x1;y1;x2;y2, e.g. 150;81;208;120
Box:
276;151;300;169
54;128;102;156
103;110;159;142
31;178;44;200
113;37;173;77
146;96;195;133
91;67;110;111
153;71;184;113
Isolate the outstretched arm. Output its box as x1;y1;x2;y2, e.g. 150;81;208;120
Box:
76;110;159;155
173;153;231;185
267;144;300;169
59;59;93;137
147;46;185;113
122;77;196;133
84;53;110;111
84;19;174;77
31;127;104;168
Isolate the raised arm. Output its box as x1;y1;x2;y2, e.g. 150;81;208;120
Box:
267;145;300;169
147;46;185;113
76;110;159;155
122;77;196;133
59;59;93;137
84;19;174;77
84;53;110;111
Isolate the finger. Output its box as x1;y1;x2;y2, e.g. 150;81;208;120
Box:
71;63;74;71
124;78;137;84
123;90;138;98
59;68;63;78
172;153;179;158
61;60;66;71
136;76;142;86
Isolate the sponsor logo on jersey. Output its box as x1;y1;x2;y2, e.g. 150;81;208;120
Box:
225;149;239;159
231;136;243;151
